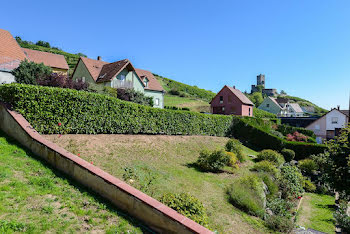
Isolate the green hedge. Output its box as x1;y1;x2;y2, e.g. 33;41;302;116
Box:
230;117;327;160
276;124;316;139
253;107;277;119
0;84;233;135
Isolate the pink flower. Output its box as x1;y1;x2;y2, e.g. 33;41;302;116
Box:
297;196;302;199
77;153;80;157
90;161;93;165
58;134;62;138
58;123;62;126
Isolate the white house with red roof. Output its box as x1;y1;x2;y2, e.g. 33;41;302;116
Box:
71;56;165;108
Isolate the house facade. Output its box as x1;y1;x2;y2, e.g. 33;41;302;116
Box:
210;85;254;116
258;97;304;117
72;57;165;108
306;108;349;143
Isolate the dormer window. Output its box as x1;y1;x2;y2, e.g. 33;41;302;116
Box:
144;78;149;87
219;96;223;104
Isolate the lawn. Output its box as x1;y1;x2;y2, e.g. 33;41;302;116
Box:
0;131;146;233
45;134;270;233
296;193;335;233
164;95;210;112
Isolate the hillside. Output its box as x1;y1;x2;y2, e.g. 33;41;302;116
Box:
284;95;328;115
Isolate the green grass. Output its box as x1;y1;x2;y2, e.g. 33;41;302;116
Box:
0;131;146;233
164;95;210;112
46;134;271;233
296;193;335;233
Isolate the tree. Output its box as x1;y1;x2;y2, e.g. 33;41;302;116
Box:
12;60;52;85
280;90;287;95
249;92;264;107
36;40;51;48
75;53;87;57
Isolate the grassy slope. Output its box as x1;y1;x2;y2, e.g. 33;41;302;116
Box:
0;131;145;233
45;134;269;234
296;193;335;233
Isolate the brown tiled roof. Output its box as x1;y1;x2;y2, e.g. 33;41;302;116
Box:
340;110;349;117
96;59;130;83
135;69;164;92
269;97;283;108
0;29;27;63
22;48;69;70
80;57;108;81
226;86;254;105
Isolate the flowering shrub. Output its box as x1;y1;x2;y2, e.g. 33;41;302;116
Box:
286;131;308;142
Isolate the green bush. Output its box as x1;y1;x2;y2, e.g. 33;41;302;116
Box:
281;149;295;162
225;152;239;169
265;215;294;233
270;130;284;138
0;84;233;135
227;174;265;217
279;165;304;199
298;158;318;176
225;139;246;162
159;192;208;227
259;173;279;199
252;161;279;177
196;150;230;172
303;178;316;192
256;150;285;167
267;198;294;218
102;87;118;98
277;124;316;139
253;107;277;119
334;201;350;233
12;60;52;85
230;117;327;160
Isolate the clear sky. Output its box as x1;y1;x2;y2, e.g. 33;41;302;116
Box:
2;0;349;110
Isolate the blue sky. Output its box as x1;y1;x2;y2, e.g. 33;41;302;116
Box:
2;0;349;110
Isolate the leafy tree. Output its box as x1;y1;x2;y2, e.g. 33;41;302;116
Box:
12;60;52;85
280;90;287;95
254;85;264;93
35;40;51;48
75;53;87;57
248;92;264;107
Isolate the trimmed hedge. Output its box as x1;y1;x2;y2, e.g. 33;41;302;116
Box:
0;84;233;135
230;117;327;160
276;124;316;139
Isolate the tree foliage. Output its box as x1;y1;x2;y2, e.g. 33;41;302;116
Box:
11;60;52;85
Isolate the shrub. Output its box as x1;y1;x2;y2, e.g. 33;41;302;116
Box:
196;150;230;172
303;178;316;192
267;198;294;218
116;88;153;106
253;107;277;119
259;173;279;199
277;124;316;139
169;88;180;96
12;60;52;85
270;130;284;138
334;201;350;233
37;73;89;90
102;87;118;98
279;165;304;200
298;158;318;176
225;152;239;169
227;174;265;217
252;161;279;177
281;149;295;162
265;215;294;233
256;150;285;167
286;131;308;142
0;84;233;135
159;192;208;227
225;139;246;162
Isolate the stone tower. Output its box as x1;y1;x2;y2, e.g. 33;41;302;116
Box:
257;74;265;88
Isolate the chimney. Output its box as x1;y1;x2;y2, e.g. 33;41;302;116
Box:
97;56;102;61
233;85;236;89
337;105;340;110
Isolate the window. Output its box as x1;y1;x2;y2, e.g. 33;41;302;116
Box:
266;104;270;107
249;108;251;116
144;78;149;87
222;107;225;111
155;98;159;106
219;96;223;104
315;124;320;130
332;117;338;124
120;74;126;80
82;77;85;82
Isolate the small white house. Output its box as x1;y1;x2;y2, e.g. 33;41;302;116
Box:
306;108;349;143
258;97;304;117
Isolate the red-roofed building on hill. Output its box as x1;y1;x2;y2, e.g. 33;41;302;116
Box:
210;85;254;116
72;56;165;108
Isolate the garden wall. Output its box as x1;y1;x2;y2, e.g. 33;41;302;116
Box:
0;103;211;234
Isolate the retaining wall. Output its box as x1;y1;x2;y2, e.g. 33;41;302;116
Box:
0;103;211;234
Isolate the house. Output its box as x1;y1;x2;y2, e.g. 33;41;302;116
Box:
210;85;254;116
258;97;304;117
0;29;27;83
306;107;349;143
71;56;165;108
251;74;277;96
0;28;69;82
22;48;69;74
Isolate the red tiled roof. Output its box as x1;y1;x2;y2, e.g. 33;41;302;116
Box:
0;29;27;64
22;48;69;70
80;57;108;81
135;68;164;92
96;59;130;83
226;86;254;105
